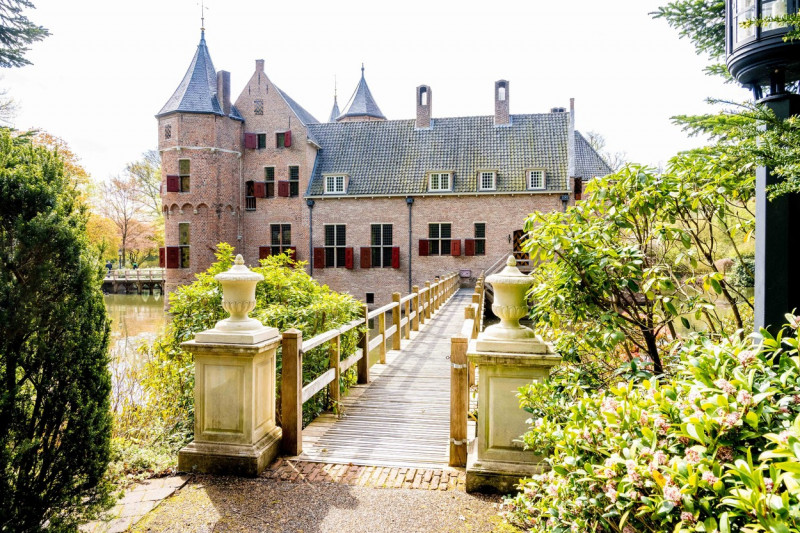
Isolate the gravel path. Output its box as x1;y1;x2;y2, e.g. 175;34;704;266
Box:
132;474;518;533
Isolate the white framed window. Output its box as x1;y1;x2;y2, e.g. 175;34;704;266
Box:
478;171;496;191
527;170;546;190
428;172;451;192
325;175;346;194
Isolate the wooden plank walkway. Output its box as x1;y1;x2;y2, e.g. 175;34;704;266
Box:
295;289;474;468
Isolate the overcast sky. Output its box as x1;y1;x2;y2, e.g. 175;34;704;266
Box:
4;0;748;181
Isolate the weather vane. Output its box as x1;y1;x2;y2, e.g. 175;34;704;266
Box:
198;0;208;31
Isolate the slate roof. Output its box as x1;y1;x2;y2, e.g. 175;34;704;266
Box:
574;131;612;180
306;114;570;196
275;85;319;126
157;31;243;121
337;67;386;121
328;96;341;123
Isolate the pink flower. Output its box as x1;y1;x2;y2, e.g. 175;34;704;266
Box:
625;460;637;474
780;406;790;415
765;478;774;492
681;512;696;524
679;436;690;446
684;448;701;464
623;526;636;533
702;471;718;484
724;411;741;427
653;416;670;435
737;349;757;366
640;447;652;457
653;450;668;465
793;395;800;405
639;413;648;426
778;430;792;444
688;389;703;403
714;379;736;395
717;446;734;462
605;486;618;503
737;390;753;406
547;484;558;496
789;316;800;330
664;484;682;504
601;397;620;413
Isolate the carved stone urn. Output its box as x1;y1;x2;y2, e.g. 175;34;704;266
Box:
195;254;278;344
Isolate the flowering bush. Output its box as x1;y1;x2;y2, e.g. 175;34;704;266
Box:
503;319;800;532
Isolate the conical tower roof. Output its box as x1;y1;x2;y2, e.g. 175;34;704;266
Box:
328;95;340;123
157;30;224;117
338;65;386;121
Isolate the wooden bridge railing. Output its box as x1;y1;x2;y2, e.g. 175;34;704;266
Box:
104;268;165;282
281;272;461;456
450;273;485;467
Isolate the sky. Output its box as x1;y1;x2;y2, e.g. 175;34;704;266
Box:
4;0;749;182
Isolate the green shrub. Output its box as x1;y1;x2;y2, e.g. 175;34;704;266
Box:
503;317;800;532
730;253;755;289
111;243;363;478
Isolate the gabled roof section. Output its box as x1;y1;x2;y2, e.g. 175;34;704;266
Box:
328;96;341;123
338;66;386;121
158;30;225;117
574;131;613;181
274;85;320;126
307;113;570;196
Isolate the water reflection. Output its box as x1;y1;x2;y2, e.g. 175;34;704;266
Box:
105;294;168;409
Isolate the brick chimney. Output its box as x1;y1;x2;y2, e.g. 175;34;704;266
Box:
217;70;231;115
256;59;265;73
494;80;510;126
416;85;432;128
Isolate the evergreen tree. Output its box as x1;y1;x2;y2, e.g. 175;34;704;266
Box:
0;0;49;68
0;129;113;532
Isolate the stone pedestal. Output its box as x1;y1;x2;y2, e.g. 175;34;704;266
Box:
465;256;562;493
466;342;560;493
177;254;282;476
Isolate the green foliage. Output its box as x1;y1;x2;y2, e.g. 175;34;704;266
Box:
524;161;753;377
0;129;113;531
112;244;363;476
0;0;49;68
503;319;800;532
731;252;756;289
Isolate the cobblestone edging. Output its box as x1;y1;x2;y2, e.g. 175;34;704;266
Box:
262;459;467;491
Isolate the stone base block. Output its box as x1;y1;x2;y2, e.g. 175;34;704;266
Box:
474;335;553;354
466;443;545;494
194;326;279;345
178;426;281;477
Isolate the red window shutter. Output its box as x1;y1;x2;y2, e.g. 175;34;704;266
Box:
253;182;266;198
464;239;476;257
284;130;292;147
278;180;290;197
418;239;429;257
166;246;180;268
451;239;461;257
166;175;179;192
244;133;257;149
259;246;271;260
287;246;297;259
574;179;583;201
360;247;371;269
159;247;165;268
314;247;325;269
391;247;400;269
345;247;354;269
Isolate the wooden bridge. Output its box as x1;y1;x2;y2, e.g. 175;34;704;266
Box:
279;273;486;469
103;268;164;294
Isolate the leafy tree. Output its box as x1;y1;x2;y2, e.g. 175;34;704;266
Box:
86;213;120;262
32;131;93;202
125;150;161;220
0;0;49;68
0;129;112;531
99;175;144;268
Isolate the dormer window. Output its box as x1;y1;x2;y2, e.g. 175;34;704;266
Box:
527;169;546;190
325;175;346;194
428;172;451;192
478;171;496;191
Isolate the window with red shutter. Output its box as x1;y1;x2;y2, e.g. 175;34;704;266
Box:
391;247;400;269
244;133;257;149
418;239;429;257
451;239;462;257
314;247;325;269
284;130;292;147
574;179;583;200
360;247;371;269
287;246;297;259
159;247;165;268
278;180;290;197
345;247;354;269
259;246;271;260
166;246;180;268
166;175;179;193
254;182;266;198
464;239;476;257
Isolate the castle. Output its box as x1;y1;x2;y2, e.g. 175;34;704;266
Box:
157;30;611;305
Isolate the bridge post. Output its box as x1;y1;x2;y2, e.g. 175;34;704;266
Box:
465;305;478;388
357;304;370;384
378;307;387;364
424;282;432;320
412;285;420;331
404;296;411;340
449;334;469;467
392;293;401;351
328;335;341;412
281;328;303;456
